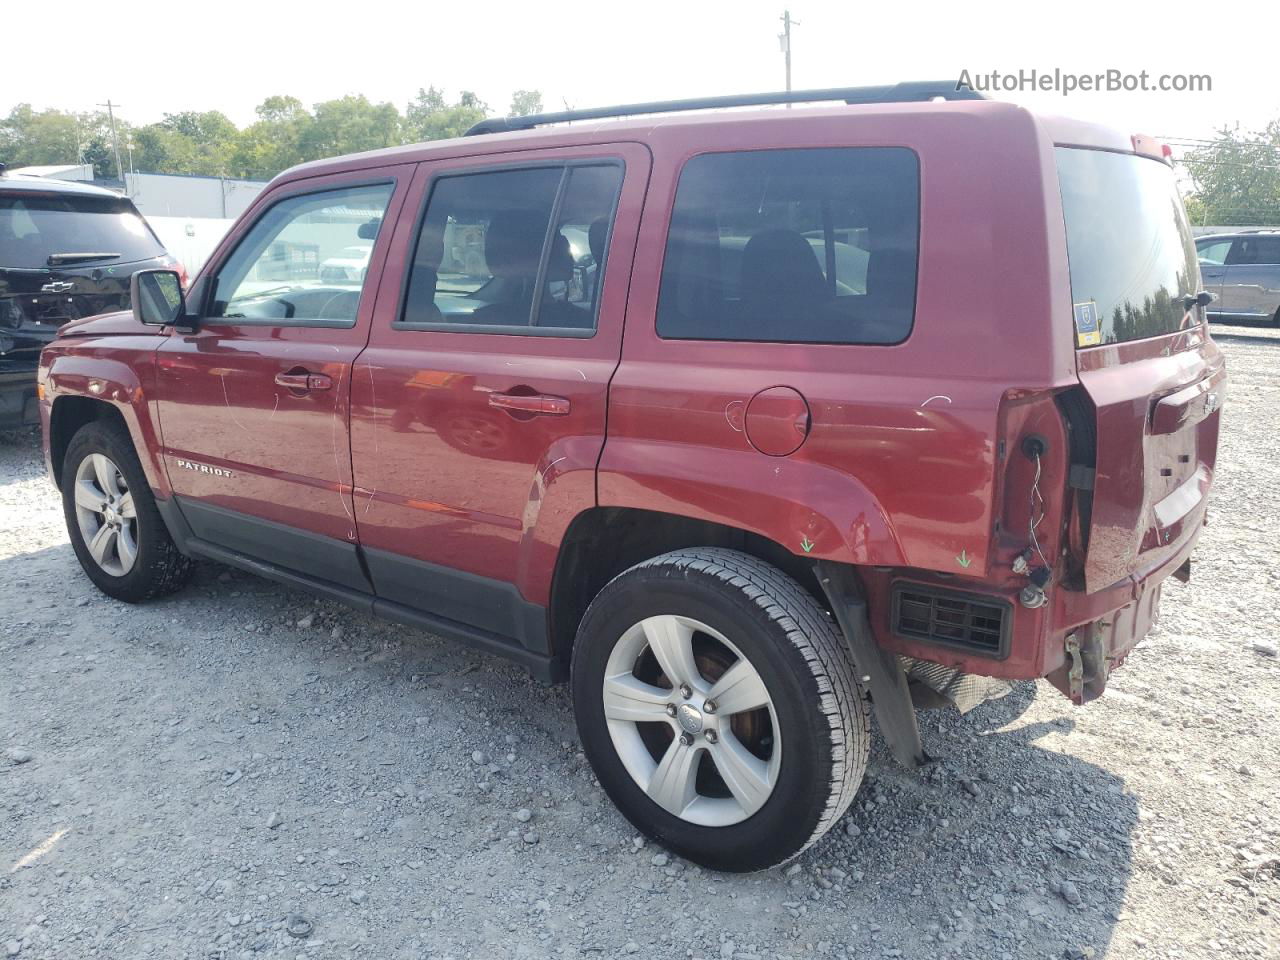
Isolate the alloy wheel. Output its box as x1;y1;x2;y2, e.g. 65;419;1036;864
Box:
72;453;138;577
602;614;781;827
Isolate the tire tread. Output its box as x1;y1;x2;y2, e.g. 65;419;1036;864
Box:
615;547;869;860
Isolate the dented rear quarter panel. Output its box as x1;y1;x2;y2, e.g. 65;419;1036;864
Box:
600;102;1081;580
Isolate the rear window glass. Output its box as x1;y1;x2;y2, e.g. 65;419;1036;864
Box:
1227;235;1280;265
1056;148;1199;346
0;192;165;269
656;147;920;344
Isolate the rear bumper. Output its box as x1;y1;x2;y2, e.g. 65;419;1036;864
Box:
0;366;39;431
1042;516;1203;704
860;507;1205;702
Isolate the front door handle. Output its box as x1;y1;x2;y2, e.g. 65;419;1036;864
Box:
488;392;571;416
275;371;333;392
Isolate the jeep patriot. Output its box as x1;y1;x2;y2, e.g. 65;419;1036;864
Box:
37;82;1225;871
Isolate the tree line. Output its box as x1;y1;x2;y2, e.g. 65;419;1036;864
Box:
1178;120;1280;226
0;89;544;183
6;90;1277;224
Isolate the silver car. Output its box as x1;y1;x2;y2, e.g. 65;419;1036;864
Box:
1196;230;1280;325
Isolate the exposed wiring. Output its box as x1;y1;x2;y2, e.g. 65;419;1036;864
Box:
1028;452;1051;571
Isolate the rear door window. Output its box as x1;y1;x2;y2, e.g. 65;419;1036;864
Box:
0;192;165;268
1227;235;1280;265
656;147;920;345
1056;147;1199;346
399;162;623;335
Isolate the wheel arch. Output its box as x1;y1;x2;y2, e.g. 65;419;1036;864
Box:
548;506;832;662
45;353;169;496
49;396;131;489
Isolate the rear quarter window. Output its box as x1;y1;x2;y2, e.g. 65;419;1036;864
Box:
0;192;166;269
656;147;920;345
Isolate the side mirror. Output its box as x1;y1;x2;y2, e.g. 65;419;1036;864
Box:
131;269;187;327
357;218;382;240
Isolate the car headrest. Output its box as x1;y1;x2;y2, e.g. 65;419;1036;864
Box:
484;211;547;278
588;217;609;265
740;229;828;306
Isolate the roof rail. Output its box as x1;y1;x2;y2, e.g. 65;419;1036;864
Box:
464;81;987;136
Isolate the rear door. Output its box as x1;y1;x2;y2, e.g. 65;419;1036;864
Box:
1056;146;1224;591
348;144;648;647
154;171;408;586
1220;235;1280;321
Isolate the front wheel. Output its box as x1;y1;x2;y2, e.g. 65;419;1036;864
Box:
571;548;869;871
61;420;194;602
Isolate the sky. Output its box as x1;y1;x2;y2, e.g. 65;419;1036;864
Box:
5;0;1279;152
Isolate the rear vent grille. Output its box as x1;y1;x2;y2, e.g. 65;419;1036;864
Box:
892;585;1010;657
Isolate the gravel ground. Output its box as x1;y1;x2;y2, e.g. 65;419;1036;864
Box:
2;326;1278;960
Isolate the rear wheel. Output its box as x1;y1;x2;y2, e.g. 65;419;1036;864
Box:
61;420;193;602
571;548;869;871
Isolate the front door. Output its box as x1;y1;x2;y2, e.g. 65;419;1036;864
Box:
155;173;407;587
1194;237;1231;317
349;144;650;650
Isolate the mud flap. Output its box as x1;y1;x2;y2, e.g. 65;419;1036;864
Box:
815;561;929;769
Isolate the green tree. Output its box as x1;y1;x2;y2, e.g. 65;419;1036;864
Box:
132;124;202;175
231;96;314;180
302;95;402;160
508;90;543;118
1181;122;1280;226
0;104;125;177
404;87;489;142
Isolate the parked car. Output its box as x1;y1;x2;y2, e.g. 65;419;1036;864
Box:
37;83;1224;872
319;244;372;283
0;167;182;430
1195;230;1280;325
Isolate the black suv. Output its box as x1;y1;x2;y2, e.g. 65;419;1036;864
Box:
0;167;177;429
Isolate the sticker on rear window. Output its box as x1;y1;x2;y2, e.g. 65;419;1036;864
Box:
1073;300;1101;347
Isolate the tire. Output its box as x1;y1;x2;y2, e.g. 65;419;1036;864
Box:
61;420;194;603
571;548;869;871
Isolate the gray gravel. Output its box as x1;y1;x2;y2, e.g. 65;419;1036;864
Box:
2;326;1278;959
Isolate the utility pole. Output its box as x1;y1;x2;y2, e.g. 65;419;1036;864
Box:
97;100;124;182
778;10;800;99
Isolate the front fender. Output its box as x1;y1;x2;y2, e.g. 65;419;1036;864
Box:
597;440;905;566
44;348;169;497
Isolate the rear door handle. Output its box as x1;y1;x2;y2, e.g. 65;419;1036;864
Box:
488;392;571;416
275;371;333;392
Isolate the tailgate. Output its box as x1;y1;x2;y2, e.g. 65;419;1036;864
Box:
1056;145;1225;592
1;266;134;362
1075;339;1224;590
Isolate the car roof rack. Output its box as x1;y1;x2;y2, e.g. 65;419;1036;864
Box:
465;81;987;136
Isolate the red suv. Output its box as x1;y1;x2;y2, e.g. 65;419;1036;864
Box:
38;83;1225;871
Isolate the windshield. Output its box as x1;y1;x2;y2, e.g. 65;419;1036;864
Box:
0;192;165;270
1056;147;1199;347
